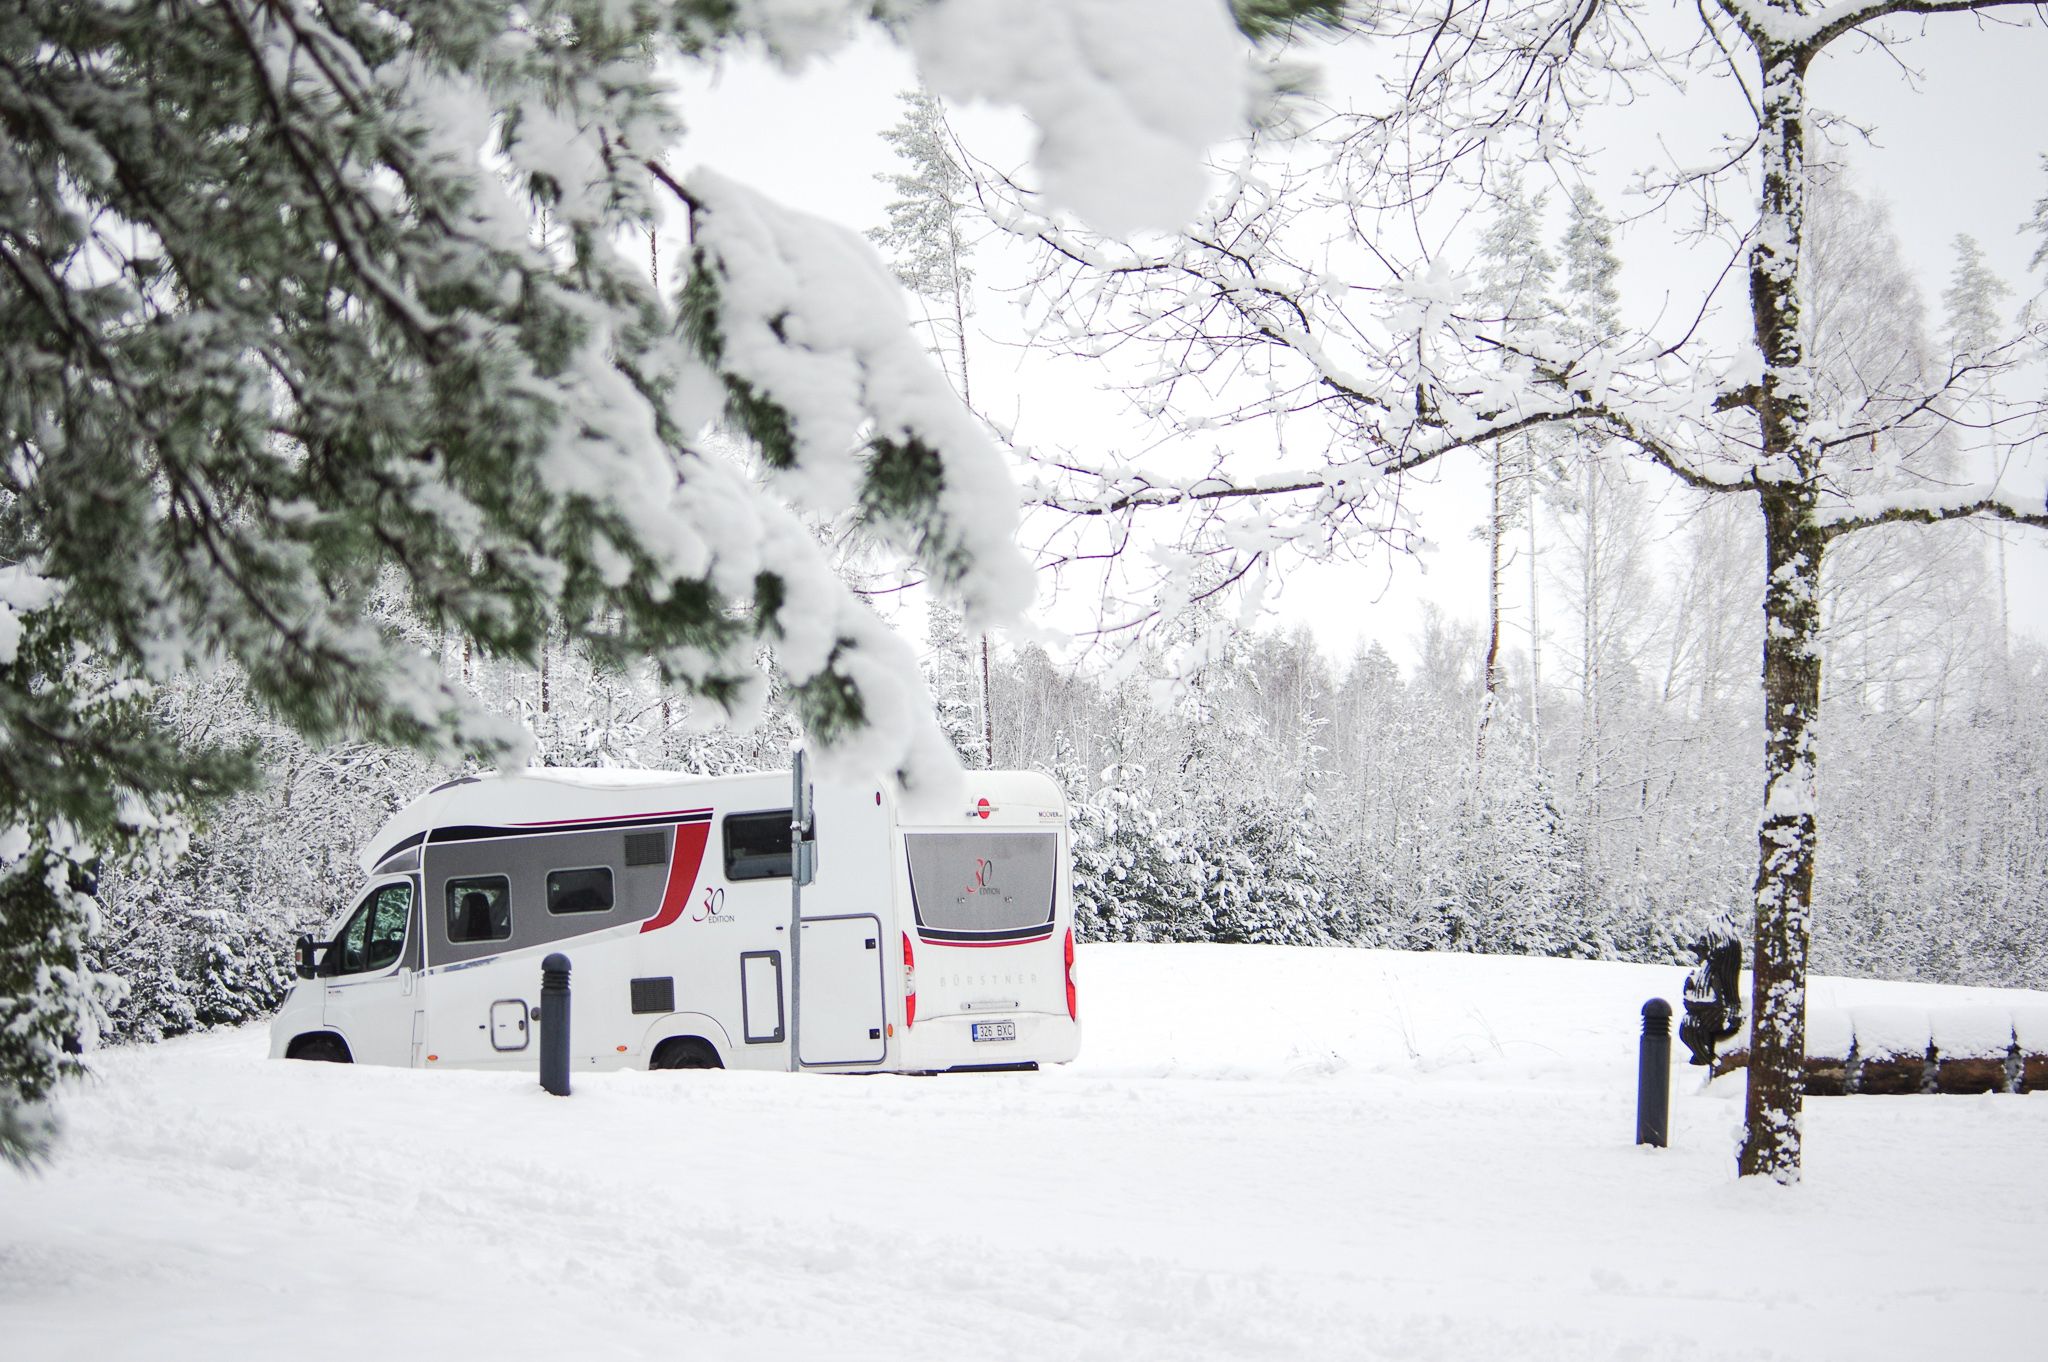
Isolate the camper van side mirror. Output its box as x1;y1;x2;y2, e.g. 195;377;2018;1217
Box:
295;936;319;980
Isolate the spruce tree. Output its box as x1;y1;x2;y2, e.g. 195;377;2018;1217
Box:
868;89;999;765
1940;234;2016;654
2025;155;2048;288
1558;186;1622;347
1551;187;1625;873
1471;173;1554;745
868;90;979;408
921;602;987;768
1942;235;2012;357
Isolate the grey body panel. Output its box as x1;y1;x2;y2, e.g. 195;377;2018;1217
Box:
422;826;674;967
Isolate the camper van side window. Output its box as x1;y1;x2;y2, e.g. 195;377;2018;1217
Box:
546;866;614;914
363;884;412;971
445;876;513;944
329;900;372;975
724;811;794;881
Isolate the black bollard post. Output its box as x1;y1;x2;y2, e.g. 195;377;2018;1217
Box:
1637;998;1672;1147
540;952;572;1097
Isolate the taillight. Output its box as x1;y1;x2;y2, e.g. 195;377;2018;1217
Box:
1064;928;1077;1022
903;932;917;1028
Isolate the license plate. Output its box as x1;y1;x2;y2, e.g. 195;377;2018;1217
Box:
970;1020;1016;1043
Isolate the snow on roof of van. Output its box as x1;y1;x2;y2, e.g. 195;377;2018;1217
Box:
360;766;754;873
493;766;734;789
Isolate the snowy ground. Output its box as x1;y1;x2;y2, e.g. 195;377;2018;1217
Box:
4;944;2044;1361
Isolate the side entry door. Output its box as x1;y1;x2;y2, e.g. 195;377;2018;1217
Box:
323;879;422;1067
797;914;886;1066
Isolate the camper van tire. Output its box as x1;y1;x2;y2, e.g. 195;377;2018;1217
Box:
650;1037;724;1069
266;768;1083;1077
287;1033;352;1063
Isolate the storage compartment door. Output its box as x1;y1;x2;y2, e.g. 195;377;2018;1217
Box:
797;915;886;1066
490;999;530;1051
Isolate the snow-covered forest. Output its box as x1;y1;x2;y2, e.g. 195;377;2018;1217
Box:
94;499;2048;1049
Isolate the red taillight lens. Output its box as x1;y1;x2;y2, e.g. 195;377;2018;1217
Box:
1064;928;1077;1022
902;932;916;1028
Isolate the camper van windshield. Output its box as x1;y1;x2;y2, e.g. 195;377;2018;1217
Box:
905;833;1056;936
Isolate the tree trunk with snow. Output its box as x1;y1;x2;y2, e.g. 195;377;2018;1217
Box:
1528;448;1542;768
1747;489;1823;1177
1738;41;1819;1181
981;633;996;768
1579;465;1601;868
1477;450;1506;758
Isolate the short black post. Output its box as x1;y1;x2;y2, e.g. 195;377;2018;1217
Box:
1637;998;1672;1147
540;952;572;1097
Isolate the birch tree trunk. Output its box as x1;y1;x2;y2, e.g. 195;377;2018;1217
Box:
1528;445;1542;768
1580;464;1601;872
1740;40;1820;1182
1478;449;1506;757
1747;489;1823;1178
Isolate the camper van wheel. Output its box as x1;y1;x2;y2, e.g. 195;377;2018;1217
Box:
649;1037;722;1070
288;1033;353;1063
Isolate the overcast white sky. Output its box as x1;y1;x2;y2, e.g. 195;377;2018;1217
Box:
659;10;2048;676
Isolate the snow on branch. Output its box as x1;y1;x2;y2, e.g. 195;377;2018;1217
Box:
674;170;1035;632
906;0;1252;237
996;160;1769;499
1311;0;1674;209
1716;0;2048;52
1817;483;2048;538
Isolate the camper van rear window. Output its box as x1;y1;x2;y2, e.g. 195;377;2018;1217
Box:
904;833;1057;937
547;866;614;915
724;811;793;881
445;876;512;943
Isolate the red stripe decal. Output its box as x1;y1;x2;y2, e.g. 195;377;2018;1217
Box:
640;822;712;933
514;807;711;828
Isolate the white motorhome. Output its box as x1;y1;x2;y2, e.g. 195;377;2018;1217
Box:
268;768;1080;1074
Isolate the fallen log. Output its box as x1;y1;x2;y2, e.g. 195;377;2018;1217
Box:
1802;1008;1853;1097
2015;1010;2048;1094
1930;1008;2018;1094
1706;1005;2048;1095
